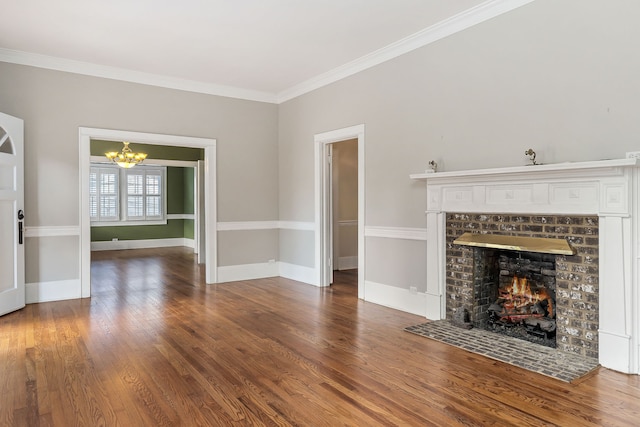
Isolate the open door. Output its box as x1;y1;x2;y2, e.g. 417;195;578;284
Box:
196;160;206;264
326;144;334;284
0;112;25;316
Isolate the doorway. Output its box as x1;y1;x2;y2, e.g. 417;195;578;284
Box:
314;124;364;298
331;140;358;273
79;128;217;298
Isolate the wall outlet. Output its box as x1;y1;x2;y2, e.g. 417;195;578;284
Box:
410;286;418;295
626;151;640;159
112;237;118;241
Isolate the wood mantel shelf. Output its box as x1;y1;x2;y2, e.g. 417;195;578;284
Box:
453;232;575;255
410;158;638;181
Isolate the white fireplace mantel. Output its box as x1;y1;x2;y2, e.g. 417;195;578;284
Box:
411;158;639;374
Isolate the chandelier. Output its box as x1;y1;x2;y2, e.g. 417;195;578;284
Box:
105;142;147;168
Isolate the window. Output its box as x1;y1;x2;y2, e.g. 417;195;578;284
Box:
90;164;166;225
89;167;119;221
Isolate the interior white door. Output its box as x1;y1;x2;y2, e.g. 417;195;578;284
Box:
0;112;25;316
326;144;334;285
197;160;206;264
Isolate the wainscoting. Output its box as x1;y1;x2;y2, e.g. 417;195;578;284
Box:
25;222;430;320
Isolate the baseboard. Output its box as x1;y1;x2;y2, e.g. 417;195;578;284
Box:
217;262;279;283
91;238;195;251
364;280;427;316
215;261;317;286
338;256;358;270
26;279;82;303
599;330;632;374
278;262;317;286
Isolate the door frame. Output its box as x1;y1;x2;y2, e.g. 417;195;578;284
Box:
314;124;364;298
79;127;217;297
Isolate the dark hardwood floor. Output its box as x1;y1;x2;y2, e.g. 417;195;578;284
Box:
1;247;639;426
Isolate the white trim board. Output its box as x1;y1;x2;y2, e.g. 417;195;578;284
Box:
25;226;81;238
216;261;315;285
217;221;280;231
0;1;533;104
217;262;279;283
364;280;427;317
338;256;358;271
91;238;195;251
0;48;276;104
90;156;199;168
167;214;195;220
217;221;314;231
26;279;81;304
279;221;315;231
365;226;428;241
277;0;535;102
278;262;317;286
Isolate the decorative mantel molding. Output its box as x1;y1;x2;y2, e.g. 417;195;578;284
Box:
411;158;640;375
412;158;638;216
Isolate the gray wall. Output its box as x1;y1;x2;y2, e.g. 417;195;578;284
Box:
0;62;278;285
278;0;640;292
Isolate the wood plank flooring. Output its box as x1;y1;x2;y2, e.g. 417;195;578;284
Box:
1;247;639;426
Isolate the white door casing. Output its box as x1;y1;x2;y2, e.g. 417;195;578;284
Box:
79;127;217;296
0;112;25;316
314;124;365;297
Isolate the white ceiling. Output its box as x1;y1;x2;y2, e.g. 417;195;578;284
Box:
0;0;532;103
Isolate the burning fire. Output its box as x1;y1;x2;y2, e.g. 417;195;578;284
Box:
498;276;554;319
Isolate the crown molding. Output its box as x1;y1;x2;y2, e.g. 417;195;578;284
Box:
0;48;278;104
0;0;533;105
276;0;535;103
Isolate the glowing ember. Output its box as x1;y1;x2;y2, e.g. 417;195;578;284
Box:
495;276;554;321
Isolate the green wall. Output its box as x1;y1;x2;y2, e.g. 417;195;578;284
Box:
91;140;199;243
91;220;189;241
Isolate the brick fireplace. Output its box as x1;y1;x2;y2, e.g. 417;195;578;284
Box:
411;159;639;374
445;213;599;359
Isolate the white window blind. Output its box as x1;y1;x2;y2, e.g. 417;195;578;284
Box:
89;167;120;221
90;164;166;225
126;173;143;219
146;172;162;218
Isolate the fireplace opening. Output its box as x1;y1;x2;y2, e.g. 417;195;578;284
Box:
471;247;558;348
